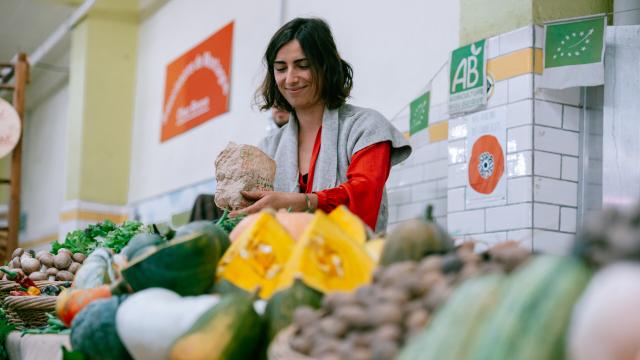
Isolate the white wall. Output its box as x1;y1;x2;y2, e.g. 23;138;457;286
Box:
129;0;460;204
21;84;69;242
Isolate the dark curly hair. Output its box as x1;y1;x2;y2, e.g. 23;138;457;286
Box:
257;18;353;112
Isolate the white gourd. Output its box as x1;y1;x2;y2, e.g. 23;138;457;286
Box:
115;288;220;360
568;262;640;360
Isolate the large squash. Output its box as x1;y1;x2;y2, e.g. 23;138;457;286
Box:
275;211;374;294
175;221;230;254
169;292;264;360
379;205;453;266
265;277;323;342
121;230;226;296
328;205;368;245
57;285;114;327
121;233;167;261
70;296;132;360
229;210;314;242
217;211;295;299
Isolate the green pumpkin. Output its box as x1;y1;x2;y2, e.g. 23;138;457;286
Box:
169;292;265;360
70;296;131;360
121;233;167;261
120;231;226;296
379;205;454;266
176;221;231;254
265;278;323;342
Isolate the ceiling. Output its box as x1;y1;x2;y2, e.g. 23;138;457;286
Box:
0;0;168;110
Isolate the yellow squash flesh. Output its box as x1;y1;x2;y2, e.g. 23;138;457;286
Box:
328;205;367;245
217;212;295;299
275;211;374;294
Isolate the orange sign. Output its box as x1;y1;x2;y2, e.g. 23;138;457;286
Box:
468;134;504;194
161;21;234;142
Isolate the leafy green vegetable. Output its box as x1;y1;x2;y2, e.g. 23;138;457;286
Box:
216;210;245;234
62;346;85;360
21;313;70;336
51;220;147;255
0;308;15;360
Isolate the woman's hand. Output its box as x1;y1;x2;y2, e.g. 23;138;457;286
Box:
229;191;317;217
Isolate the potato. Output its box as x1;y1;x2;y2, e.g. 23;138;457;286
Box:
293;306;320;328
68;262;82;274
56;270;74;281
21;257;41;275
370;304;403;325
8;257;20;269
370;341;399;360
405;309;430;332
335;305;370;328
39;253;54;268
289;335;313;355
72;253;86;263
53;252;72;270
11;248;24;259
46;267;59;276
319;317;348;338
373;324;402;342
322;291;357;312
28;271;48;281
35;250;49;260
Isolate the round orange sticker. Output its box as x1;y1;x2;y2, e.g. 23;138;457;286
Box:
468;134;504;194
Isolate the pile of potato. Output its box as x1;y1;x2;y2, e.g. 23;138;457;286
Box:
2;248;86;282
288;242;530;360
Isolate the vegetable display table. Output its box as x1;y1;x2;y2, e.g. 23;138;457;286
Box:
5;332;70;360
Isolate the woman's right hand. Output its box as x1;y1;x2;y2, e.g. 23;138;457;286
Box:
229;191;316;217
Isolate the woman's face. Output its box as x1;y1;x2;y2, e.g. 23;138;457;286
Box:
273;40;322;111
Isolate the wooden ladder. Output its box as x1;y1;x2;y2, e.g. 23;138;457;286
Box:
0;53;29;261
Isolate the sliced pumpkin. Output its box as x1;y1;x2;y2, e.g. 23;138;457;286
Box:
328;205;368;245
275;211;374;294
364;238;385;264
217;211;295;299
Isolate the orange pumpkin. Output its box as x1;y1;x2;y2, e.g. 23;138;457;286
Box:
230;210;314;241
56;285;113;327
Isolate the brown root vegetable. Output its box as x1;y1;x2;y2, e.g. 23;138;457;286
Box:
9;257;20;269
46;267;59;276
35;250;49;260
418;255;443;274
335;305;369;328
322;292;357;312
68;262;82;274
380;261;416;287
53;252;72;270
11;248;24;259
56;270;74;281
58;248;72;255
39;253;55;267
370;304;403;325
21;257;41;275
289;335;313;355
28;271;48;281
72;253;87;263
376;288;409;306
405;308;430;332
293;306;321;328
319;317;348;338
374;324;402;342
371;341;399;360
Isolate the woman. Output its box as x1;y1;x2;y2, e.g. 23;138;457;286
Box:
232;17;411;232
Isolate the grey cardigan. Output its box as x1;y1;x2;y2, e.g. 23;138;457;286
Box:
258;104;411;232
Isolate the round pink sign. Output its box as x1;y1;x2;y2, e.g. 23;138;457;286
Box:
0;98;21;159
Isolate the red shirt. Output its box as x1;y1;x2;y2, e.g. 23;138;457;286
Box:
298;127;391;229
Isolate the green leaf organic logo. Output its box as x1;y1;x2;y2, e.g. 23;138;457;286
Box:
545;17;605;68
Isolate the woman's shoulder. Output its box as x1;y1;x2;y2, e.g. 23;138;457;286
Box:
339;104;388;124
258;124;287;156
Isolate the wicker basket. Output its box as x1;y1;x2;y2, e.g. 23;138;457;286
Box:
2;295;57;330
0;280;20;300
268;326;315;360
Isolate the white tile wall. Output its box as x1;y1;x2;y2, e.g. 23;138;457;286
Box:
533;230;575;255
487;80;508;108
506;151;533;177
448;163;467;188
508;177;533;203
507;126;533;153
397;202;425;222
560;207;577;233
448;209;485;235
486;203;532;232
388;205;399;224
411;181;439;202
487;35;500;59
447;188;465;212
563;105;581;131
423;159;448;181
534;203;560;230
561;156;579;182
448;117;468;140
534;126;579;156
534;25;543;49
500;26;533;55
507;100;533;127
448;139;466;164
507;229;534;249
533;176;578;207
430;197;448;217
535;100;563;128
534;151;561;178
413;141;448;165
534;76;582;106
465;232;507;248
508;74;534;102
391;165;424;187
388;188;412;205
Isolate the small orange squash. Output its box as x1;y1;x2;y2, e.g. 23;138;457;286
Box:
229;210;314;241
56;285;113;327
